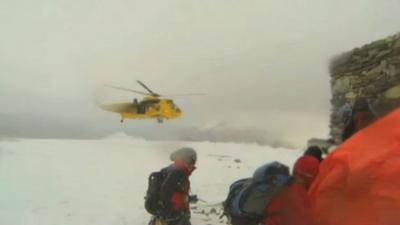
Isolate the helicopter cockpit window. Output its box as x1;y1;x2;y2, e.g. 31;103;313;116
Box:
170;102;181;112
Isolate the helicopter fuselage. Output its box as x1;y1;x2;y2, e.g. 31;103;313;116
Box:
101;80;202;123
100;96;181;122
124;97;181;119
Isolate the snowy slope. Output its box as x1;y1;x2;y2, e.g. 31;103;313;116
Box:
0;135;302;225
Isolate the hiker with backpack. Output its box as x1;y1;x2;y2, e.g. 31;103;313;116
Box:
223;155;320;225
223;161;292;225
145;147;198;225
263;155;320;225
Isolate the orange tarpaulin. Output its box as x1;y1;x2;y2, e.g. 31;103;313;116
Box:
309;109;400;225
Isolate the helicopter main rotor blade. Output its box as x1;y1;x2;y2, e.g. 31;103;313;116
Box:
104;84;149;96
162;93;207;97
137;80;160;97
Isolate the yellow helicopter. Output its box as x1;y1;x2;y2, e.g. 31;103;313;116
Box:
100;80;204;123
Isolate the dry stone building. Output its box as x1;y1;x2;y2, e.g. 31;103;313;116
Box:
329;33;400;143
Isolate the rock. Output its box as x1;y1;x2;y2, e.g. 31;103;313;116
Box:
380;60;388;67
375;78;390;92
384;85;400;99
345;92;357;100
368;39;387;49
385;35;396;44
234;159;241;163
332;76;353;94
368;48;380;57
361;84;377;96
393;47;400;56
376;49;391;58
210;208;217;214
394;39;400;49
330;96;347;107
389;56;400;66
384;65;400;77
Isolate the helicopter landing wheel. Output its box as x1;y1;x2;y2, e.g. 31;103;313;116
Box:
157;118;163;123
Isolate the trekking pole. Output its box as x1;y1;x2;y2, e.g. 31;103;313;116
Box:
189;195;208;204
198;198;208;204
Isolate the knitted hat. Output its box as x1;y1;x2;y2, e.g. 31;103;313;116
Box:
293;155;320;182
170;147;197;165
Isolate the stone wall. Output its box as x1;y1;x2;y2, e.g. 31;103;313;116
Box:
330;33;400;143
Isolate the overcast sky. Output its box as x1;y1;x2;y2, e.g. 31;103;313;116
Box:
1;0;400;147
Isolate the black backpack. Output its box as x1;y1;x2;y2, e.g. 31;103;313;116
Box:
144;171;167;215
223;161;291;225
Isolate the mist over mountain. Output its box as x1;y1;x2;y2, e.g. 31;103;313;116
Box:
0;113;295;148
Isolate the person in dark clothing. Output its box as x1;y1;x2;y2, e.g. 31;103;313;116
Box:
342;98;377;141
149;147;197;225
137;101;146;114
263;155;320;225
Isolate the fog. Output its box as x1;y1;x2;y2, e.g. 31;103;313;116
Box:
1;0;400;147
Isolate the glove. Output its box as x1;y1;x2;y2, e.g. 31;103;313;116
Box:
188;195;199;204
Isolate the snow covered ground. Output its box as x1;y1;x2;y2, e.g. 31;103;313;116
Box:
0;134;303;225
